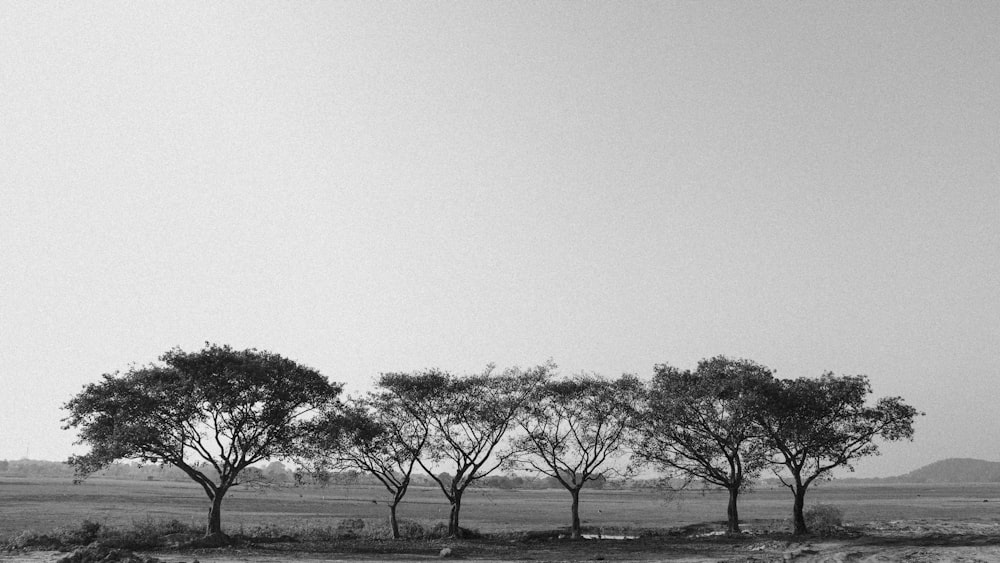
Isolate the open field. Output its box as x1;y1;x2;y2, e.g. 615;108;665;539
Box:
4;476;1000;535
4;477;1000;561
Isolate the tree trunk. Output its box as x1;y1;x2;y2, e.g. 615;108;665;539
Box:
207;489;225;535
726;486;741;534
448;492;462;537
390;503;400;540
570;488;582;539
791;486;808;535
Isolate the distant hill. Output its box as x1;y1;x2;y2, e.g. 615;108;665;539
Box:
894;458;1000;483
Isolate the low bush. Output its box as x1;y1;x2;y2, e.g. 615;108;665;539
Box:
235;522;298;542
335;517;366;538
99;517;201;549
4;529;63;550
292;525;341;542
2;517;203;551
244;518;455;541
4;516;466;552
433;524;481;539
360;519;450;540
804;504;844;535
58;520;102;545
397;519;445;540
4;520;103;551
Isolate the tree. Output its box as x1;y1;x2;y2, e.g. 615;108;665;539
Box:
63;343;342;536
263;460;291;484
513;373;642;539
302;394;428;539
633;357;773;534
753;373;919;534
379;363;549;537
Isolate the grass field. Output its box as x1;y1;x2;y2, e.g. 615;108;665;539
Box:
3;476;1000;538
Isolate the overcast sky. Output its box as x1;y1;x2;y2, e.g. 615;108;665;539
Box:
1;2;997;478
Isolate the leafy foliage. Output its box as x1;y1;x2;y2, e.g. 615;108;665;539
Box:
301;393;428;539
2;518;199;551
378;363;551;536
803;504;844;535
753;373;920;534
633;357;773;533
62;343;342;534
514;372;642;538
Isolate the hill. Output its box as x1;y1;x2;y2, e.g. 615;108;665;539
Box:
894;458;1000;483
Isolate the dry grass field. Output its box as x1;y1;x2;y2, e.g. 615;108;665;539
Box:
4;476;1000;535
3;476;1000;561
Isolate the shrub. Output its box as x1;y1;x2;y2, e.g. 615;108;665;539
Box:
355;520;393;540
235;523;291;542
4;519;203;552
360;519;446;540
5;521;103;551
294;525;340;542
99;518;200;550
422;522;480;539
429;522;451;538
804;504;843;534
397;519;438;540
336;518;366;537
55;520;102;545
327;518;370;539
5;530;62;550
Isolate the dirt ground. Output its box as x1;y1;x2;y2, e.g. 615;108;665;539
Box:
5;519;1000;563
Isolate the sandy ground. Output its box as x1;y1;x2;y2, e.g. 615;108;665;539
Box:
780;520;1000;563
5;520;1000;562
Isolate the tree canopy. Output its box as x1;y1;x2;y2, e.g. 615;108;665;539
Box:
301;393;428;539
379;363;550;537
63;343;342;536
634;357;773;534
514;372;642;538
753;373;920;534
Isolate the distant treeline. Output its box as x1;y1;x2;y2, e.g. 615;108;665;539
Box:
0;458;659;490
11;457;997;487
0;459;75;478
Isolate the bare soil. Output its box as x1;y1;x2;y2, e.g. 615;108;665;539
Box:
6;519;1000;562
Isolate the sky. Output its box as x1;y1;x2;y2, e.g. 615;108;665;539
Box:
1;2;997;479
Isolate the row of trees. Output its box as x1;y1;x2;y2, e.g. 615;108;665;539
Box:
635;358;918;534
63;344;919;538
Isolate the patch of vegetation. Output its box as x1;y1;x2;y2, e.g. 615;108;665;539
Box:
57;545;159;563
100;518;201;549
233;518;462;543
2;518;201;552
335;517;366;538
4;520;104;551
803;504;844;535
0;516;461;551
394;519;446;540
356;518;451;540
235;522;305;542
4;529;64;551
